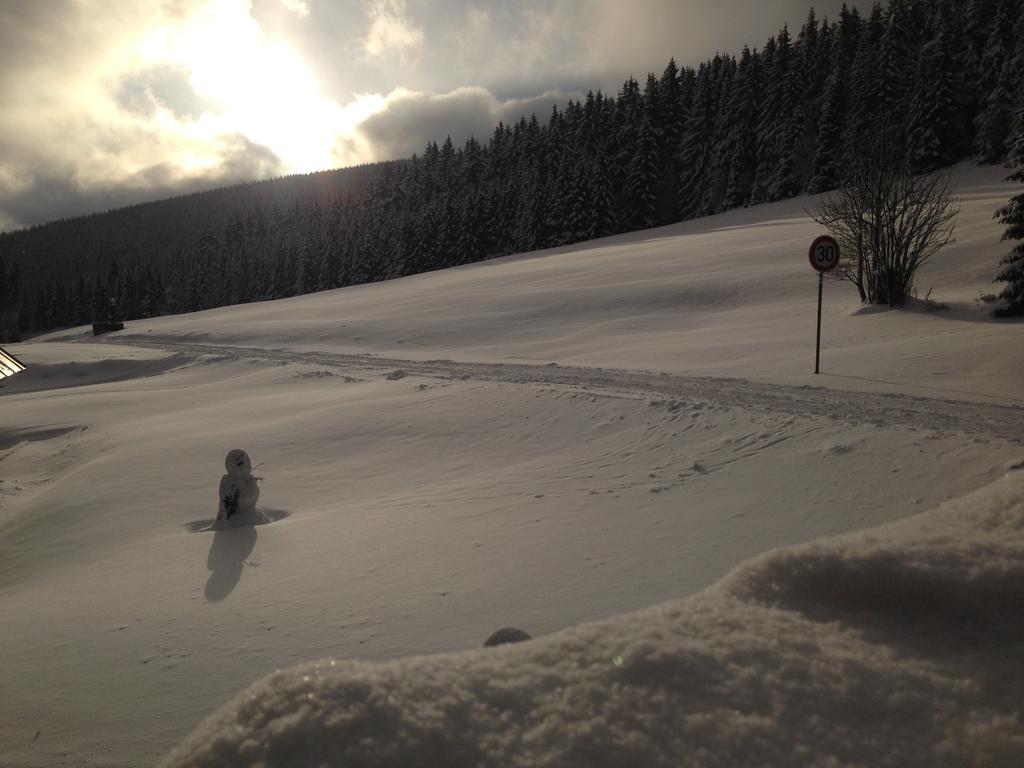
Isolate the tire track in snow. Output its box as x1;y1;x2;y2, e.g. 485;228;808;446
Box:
100;337;1024;444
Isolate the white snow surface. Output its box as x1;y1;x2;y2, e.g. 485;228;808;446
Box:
163;472;1024;768
2;162;1023;766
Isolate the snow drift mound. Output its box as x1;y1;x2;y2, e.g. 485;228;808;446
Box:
161;473;1024;768
0;344;186;394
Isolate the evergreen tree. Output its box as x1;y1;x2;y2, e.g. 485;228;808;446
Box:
409;206;439;273
754;27;802;202
796;6;827;166
437;194;460;261
809;5;861;192
699;54;737;215
721;48;760;208
625;112;661;230
965;0;998;74
91;274;107;321
457;194;483;263
875;0;916;127
658;58;685;155
974;0;1020;162
44;282;62;328
907;2;963;171
298;243;316;295
994;109;1024;316
975;58;1019;163
33;285;49;331
546;157;575;246
609;78;641;200
588;149;618;239
845;3;886;144
122;269;139;319
810;69;847;192
75;275;89;325
678;61;716;215
107;258;122;319
566;162;592;243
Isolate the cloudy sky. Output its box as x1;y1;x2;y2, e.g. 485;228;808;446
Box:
0;0;863;231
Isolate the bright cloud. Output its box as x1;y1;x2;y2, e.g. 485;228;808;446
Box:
280;0;311;17
337;85;573;164
133;0;352;174
363;0;424;57
0;0;388;229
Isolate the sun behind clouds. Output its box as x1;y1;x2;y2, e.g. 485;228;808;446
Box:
131;0;371;175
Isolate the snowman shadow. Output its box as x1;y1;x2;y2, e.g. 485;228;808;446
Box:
184;508;291;533
204;524;258;602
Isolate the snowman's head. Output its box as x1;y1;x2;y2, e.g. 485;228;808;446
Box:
225;449;251;475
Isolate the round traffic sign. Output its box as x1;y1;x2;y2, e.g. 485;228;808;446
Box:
809;235;840;273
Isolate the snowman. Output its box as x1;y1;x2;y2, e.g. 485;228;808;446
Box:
217;449;262;522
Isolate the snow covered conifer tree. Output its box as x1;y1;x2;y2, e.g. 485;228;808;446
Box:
700;56;737;215
642;73;663;145
756;25;802;202
614;77;642;175
845;3;885;145
907;2;963;172
439;135;456;187
91;274;106;319
625;112;661;230
796;7;828;158
965;0;998;74
588;150;618;239
436;194;459;262
721;47;761;208
809;71;846;193
656;59;686;219
0;257;8;311
875;0;915;127
810;4;861;193
409;206;438;273
565;162;591;244
546;157;575;246
512;164;544;253
994;109;1024;316
974;0;1020;163
457;195;483;264
74;274;90;323
658;58;685;156
679;60;716;214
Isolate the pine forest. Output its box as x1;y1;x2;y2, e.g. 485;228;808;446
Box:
1;0;1022;341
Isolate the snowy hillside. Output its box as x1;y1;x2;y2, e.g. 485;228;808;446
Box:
2;163;1023;766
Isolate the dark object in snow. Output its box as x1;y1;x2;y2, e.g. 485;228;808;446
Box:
483;627;532;647
94;295;124;335
92;321;124;335
218;449;261;521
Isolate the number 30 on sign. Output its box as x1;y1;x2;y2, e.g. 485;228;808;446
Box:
809;234;840;273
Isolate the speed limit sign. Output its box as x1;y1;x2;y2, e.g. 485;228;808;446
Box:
809;234;840;273
809;234;840;374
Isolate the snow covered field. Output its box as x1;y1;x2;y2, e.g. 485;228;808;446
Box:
2;163;1023;766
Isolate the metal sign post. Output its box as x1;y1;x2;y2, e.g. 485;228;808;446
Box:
808;234;840;374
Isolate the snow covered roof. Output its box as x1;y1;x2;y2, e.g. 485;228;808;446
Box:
0;345;25;379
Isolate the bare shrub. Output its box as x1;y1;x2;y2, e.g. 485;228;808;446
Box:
812;130;959;306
